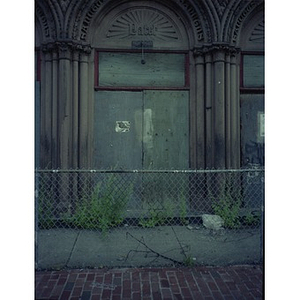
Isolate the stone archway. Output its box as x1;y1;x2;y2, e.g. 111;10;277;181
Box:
89;2;193;170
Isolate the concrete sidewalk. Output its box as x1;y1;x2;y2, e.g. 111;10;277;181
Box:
36;226;261;269
35;265;263;299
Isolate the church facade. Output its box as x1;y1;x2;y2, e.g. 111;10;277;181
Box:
35;0;264;170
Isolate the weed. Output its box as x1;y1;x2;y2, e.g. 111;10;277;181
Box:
72;174;133;232
179;190;188;225
210;174;242;229
183;254;195;267
139;199;175;228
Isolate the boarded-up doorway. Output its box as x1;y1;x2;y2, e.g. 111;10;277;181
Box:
94;90;189;170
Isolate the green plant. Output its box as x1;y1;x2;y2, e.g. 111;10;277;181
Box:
211;175;242;229
243;212;260;226
72;174;132;232
183;254;195;267
139;199;175;228
179;191;188;225
37;181;56;229
139;208;167;228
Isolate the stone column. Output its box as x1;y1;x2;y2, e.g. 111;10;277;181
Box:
40;41;92;170
205;51;213;169
194;53;206;169
51;51;59;168
194;44;241;169
40;51;52;168
230;51;240;169
225;53;231;168
79;52;90;169
72;51;79;169
57;43;72;169
212;49;226;169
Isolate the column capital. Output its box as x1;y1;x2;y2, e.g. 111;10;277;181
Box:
193;43;240;57
41;40;92;60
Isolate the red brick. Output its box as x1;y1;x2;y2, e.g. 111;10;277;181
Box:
112;285;122;295
132;281;141;292
51;285;64;298
191;290;205;300
102;289;112;299
207;281;218;291
211;291;224;300
152;291;162;300
181;287;192;298
41;287;53;298
160;279;170;288
132;291;142;300
123;279;131;289
71;286;82;297
161;288;172;299
169;283;180;294
60;290;71;300
123;288;131;298
151;282;160;293
195;280;211;296
74;278;85;286
214;280;231;295
142;282;151;296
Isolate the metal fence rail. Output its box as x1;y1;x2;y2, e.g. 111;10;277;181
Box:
35;168;264;268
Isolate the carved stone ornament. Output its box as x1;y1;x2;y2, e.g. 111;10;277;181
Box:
105;8;180;41
42;40;92;57
193;43;240;57
249;20;264;43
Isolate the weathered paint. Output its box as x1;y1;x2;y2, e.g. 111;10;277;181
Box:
143;90;189;170
94;91;143;170
94;90;189;170
240;94;265;167
98;52;186;87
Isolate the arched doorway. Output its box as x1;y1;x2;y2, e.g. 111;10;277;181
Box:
90;2;193;170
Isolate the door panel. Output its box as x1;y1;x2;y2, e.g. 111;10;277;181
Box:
94;90;189;170
94;91;143;169
240;94;264;167
143;90;189;169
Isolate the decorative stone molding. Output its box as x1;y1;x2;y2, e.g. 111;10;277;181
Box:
42;40;92;59
36;2;57;39
79;0;105;41
105;8;180;41
177;0;208;42
230;1;260;44
249;20;264;43
193;43;240;57
214;0;230;19
59;0;71;13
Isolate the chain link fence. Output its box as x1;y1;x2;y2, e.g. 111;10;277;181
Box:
35;168;264;269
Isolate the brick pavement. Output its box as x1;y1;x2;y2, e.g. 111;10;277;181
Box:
35;265;263;300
